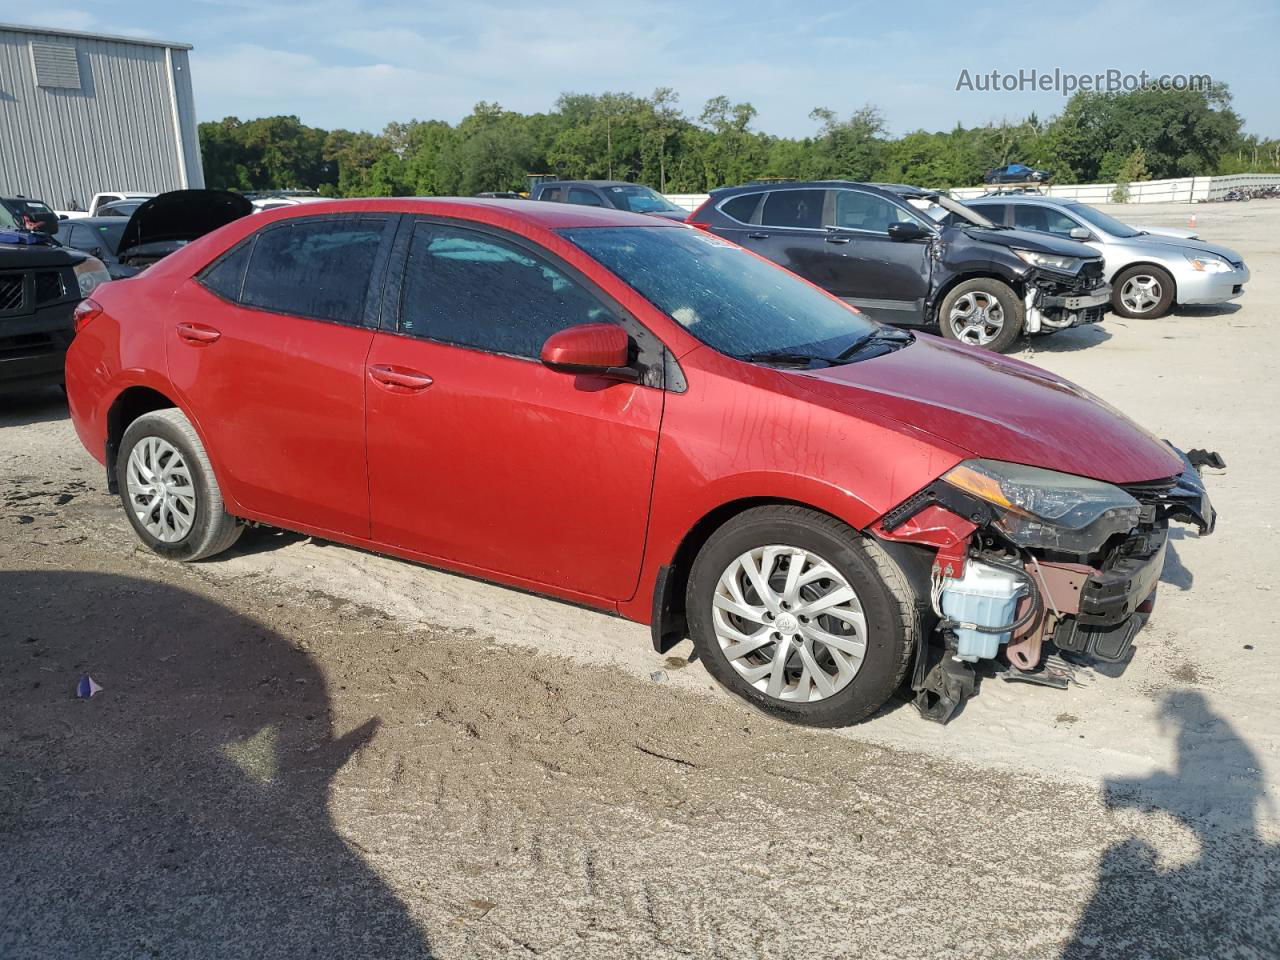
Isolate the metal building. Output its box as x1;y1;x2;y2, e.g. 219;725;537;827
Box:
0;22;204;212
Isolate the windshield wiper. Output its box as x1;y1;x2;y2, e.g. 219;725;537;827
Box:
835;330;913;361
736;350;829;368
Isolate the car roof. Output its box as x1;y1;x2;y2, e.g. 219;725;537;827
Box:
539;180;659;190
248;196;682;230
970;194;1074;206
711;179;901;197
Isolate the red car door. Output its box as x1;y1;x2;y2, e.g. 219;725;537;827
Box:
166;215;395;537
364;219;665;602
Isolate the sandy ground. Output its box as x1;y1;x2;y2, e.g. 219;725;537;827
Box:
2;200;1278;958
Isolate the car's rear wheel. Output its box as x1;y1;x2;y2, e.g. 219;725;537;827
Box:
686;506;917;727
117;409;242;561
1112;265;1175;318
937;279;1023;353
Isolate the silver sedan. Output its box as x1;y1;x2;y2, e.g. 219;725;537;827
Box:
962;195;1250;319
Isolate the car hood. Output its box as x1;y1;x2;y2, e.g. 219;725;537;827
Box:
792;334;1183;485
117;189;252;256
1134;225;1200;240
1118;232;1243;263
952;225;1097;258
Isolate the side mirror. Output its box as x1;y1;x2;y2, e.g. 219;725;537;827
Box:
888;221;928;242
1069;226;1093;241
540;323;638;382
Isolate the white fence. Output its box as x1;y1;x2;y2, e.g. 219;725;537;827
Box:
666;173;1280;209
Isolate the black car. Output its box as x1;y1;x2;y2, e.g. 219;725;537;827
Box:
52;217;132;279
0;240;87;393
531;180;688;221
1;196;58;235
982;163;1052;185
688;180;1110;352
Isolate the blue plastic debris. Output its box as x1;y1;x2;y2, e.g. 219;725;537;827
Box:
75;674;102;699
0;229;50;246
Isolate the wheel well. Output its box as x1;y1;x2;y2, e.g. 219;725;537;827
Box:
1111;261;1178;301
651;497;845;653
927;272;1021;324
104;387;178;492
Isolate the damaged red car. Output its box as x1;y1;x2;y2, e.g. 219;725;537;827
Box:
64;199;1218;725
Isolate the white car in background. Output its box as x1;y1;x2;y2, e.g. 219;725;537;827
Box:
958;195;1249;318
248;192;330;213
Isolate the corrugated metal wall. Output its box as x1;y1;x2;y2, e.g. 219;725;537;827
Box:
0;25;204;210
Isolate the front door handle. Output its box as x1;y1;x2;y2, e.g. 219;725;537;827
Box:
746;232;770;240
176;322;221;344
368;364;433;391
825;236;851;244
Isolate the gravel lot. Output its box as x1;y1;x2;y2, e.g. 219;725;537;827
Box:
2;201;1278;959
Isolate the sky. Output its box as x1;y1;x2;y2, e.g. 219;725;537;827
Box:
8;0;1278;139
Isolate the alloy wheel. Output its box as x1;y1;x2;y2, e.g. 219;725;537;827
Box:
1120;274;1163;314
712;545;867;703
125;436;197;543
947;291;1005;346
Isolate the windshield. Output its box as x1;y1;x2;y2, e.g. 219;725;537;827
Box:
603;185;682;214
561;226;881;360
0;204;16;229
1066;203;1140;238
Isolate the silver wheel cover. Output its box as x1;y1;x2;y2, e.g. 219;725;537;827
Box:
1120;274;1163;314
947;290;1006;345
125;436;197;543
713;545;867;703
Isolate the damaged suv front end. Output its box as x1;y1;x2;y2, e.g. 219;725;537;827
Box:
877;447;1219;722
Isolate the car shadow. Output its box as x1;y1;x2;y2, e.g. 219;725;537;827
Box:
1173;302;1242;318
0;570;435;959
1160;528;1194;591
1059;690;1280;958
1014;323;1113;355
0;386;68;427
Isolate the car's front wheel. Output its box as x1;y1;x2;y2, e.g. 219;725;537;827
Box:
686;506;917;727
117;408;242;561
1112;265;1175;318
937;279;1024;353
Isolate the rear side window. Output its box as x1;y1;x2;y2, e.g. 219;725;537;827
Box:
970;203;1008;225
568;188;605;207
761;190;824;229
719;193;762;224
240;219;385;324
200;240;254;302
400;223;613;358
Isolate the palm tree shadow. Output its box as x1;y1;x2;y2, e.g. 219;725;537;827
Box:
1061;691;1280;959
0;570;434;959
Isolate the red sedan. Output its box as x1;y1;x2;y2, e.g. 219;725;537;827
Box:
65;199;1217;725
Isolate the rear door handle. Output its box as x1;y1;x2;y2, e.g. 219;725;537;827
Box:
746;232;770;240
825;236;851;244
175;322;221;344
368;364;433;391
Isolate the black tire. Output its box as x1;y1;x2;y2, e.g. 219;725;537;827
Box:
1111;264;1175;319
116;408;242;561
686;505;918;728
937;278;1024;353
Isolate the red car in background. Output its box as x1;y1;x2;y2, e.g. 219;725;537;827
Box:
65;199;1217;725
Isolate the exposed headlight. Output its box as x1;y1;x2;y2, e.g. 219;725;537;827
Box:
1185;254;1232;273
943;459;1140;552
74;255;112;296
1013;249;1082;272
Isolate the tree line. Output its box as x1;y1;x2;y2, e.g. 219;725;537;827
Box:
197;83;1278;198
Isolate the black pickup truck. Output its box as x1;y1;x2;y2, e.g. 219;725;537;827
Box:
0;242;86;394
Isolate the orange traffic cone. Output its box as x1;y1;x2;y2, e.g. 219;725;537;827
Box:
1189;214;1197;229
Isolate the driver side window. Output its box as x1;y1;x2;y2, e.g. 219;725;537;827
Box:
1012;205;1080;237
834;191;925;233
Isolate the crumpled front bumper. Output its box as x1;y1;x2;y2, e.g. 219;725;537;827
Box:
1160;446;1218;535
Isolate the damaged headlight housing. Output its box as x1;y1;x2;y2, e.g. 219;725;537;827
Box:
1013;249;1082;273
943;459;1140;553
